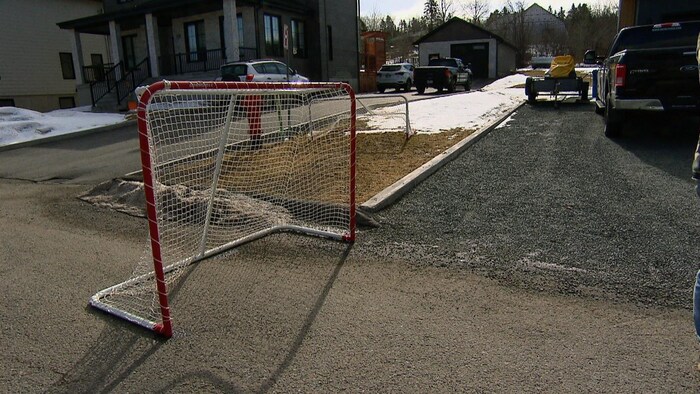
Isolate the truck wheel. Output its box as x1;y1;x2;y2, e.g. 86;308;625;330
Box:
447;78;456;93
594;103;605;115
464;78;472;91
416;85;425;95
604;94;622;138
437;87;443;93
377;86;385;93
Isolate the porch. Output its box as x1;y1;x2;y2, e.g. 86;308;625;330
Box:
58;0;255;110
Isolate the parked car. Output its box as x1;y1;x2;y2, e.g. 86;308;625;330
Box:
585;21;700;138
376;63;415;92
413;57;472;94
220;60;310;82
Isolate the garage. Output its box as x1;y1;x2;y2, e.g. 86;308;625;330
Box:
413;17;517;79
451;42;490;79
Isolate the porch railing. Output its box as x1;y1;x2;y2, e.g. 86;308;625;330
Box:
83;63;115;83
89;62;122;105
115;58;152;104
159;47;260;76
238;46;258;61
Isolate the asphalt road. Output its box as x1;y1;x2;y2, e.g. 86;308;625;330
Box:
0;123;141;184
2;100;699;392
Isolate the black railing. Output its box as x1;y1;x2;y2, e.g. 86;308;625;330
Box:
238;46;258;61
163;48;226;75
116;58;151;104
83;63;115;83
159;47;260;76
89;62;122;105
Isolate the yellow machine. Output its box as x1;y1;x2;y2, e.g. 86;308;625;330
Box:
546;55;576;79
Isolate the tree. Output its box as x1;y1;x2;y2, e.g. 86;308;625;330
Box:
484;0;530;66
436;0;455;24
423;0;439;30
462;0;489;25
361;6;385;31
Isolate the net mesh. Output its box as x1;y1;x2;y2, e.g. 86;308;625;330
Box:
90;82;355;332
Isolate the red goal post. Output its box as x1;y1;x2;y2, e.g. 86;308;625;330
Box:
90;80;356;338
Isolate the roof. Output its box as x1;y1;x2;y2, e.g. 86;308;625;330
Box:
57;0;309;34
412;17;517;50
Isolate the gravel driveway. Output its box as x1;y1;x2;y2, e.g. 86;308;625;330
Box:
360;102;700;309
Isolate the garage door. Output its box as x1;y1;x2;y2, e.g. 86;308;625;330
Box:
451;43;489;79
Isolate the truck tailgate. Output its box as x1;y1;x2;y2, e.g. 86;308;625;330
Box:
620;47;700;109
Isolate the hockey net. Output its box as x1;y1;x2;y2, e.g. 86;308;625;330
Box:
89;81;356;337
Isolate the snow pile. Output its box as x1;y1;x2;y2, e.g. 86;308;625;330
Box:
364;75;526;133
0;106;125;147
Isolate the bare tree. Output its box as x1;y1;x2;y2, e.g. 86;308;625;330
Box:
361;6;385;31
436;0;455;24
462;0;490;25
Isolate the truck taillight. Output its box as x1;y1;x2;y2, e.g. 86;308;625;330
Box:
614;64;627;88
245;74;254;82
444;69;451;78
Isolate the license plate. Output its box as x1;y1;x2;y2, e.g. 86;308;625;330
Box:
426;79;433;84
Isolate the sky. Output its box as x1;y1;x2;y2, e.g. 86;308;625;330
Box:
359;0;616;21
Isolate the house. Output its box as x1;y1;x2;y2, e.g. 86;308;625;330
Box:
486;3;566;60
413;18;517;79
618;0;700;29
57;0;360;110
0;0;109;112
521;3;566;57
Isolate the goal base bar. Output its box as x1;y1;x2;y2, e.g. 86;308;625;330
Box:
89;224;352;337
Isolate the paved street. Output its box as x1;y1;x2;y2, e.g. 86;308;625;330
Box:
0;123;140;184
1;101;699;392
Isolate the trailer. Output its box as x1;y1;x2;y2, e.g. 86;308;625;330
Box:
524;76;589;107
524;55;589;107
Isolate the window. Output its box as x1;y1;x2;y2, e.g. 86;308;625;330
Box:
59;52;75;79
0;98;15;107
185;20;206;62
59;97;75;109
122;35;137;70
291;19;306;57
218;14;243;51
327;25;333;61
264;14;282;57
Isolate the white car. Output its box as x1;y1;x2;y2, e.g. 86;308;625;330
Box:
376;63;415;92
220;60;310;82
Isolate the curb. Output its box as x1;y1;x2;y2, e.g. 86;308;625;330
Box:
0;119;137;153
360;101;525;213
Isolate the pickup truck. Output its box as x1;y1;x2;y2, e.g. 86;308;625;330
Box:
585;21;700;138
413;58;472;95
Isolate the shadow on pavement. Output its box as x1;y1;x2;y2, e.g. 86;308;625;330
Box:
47;234;353;393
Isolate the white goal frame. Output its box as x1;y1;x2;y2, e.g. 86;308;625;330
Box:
89;81;356;337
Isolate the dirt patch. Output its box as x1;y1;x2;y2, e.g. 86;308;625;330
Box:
355;129;474;202
82;129;476;209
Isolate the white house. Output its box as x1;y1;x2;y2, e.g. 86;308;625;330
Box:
0;0;109;112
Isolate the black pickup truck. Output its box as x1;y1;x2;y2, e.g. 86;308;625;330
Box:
413;58;472;94
585;21;700;137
